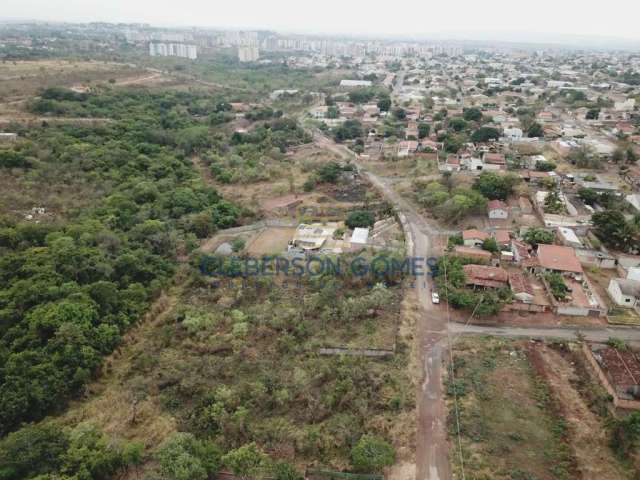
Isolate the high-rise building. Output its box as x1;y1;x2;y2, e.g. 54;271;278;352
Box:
238;45;260;62
149;42;197;60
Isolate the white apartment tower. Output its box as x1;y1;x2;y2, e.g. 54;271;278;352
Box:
149;42;197;60
238;46;260;63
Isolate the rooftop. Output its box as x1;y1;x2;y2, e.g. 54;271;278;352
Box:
463;229;490;241
463;264;509;288
537;244;583;274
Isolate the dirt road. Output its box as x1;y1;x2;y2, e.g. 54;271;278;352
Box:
312;130;452;480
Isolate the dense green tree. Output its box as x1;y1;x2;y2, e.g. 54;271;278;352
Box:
0;424;68;480
448;118;468;132
350;435;395;473
577;188;599;206
222;443;269;480
346;210;375;229
473;172;519;200
333;120;363;142
523;227;555;246
535;160;556;172
481;237;499;253
470;127;500;143
463;108;482;122
156;433;222;480
527;122;544;138
376;96;391;112
418;123;430;139
592;210;638;251
585;108;600;120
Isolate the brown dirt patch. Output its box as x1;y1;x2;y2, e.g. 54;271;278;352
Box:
534;344;632;480
246;227;296;255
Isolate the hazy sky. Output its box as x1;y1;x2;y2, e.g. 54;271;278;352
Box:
3;0;640;43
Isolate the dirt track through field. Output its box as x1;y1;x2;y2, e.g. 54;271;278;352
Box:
536;346;631;480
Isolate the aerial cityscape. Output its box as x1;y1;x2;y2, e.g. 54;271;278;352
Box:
2;2;640;480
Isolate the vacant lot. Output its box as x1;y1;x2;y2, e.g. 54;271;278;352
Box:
533;344;633;480
0;60;146;100
246;227;296;255
448;337;635;479
447;337;577;480
59;269;412;473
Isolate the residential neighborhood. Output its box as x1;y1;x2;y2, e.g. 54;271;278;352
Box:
4;7;640;480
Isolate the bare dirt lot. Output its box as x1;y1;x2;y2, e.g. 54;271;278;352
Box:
0;60;146;101
531;343;634;480
246;227;296;255
448;337;634;479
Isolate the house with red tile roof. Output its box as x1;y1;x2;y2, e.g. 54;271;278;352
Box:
482;152;506;171
463;265;509;289
463;229;490;247
509;272;535;303
452;246;492;264
536;244;583;275
493;229;511;247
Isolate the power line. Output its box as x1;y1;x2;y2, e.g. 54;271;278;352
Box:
442;258;467;480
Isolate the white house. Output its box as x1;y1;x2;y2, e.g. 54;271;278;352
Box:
503;128;523;142
309;106;328;119
463;156;484;171
0;133;18;143
608;278;640;308
488;200;509;219
615;99;636;112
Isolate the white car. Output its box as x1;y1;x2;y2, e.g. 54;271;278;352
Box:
431;292;440;304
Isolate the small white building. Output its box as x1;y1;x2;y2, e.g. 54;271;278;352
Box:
487;200;509;219
350;228;369;246
608;278;640;308
503;128;523;142
626;194;640;213
463;156;484;171
340;79;372;88
557;227;582;249
0;133;18;143
628;267;640;282
615;99;636;112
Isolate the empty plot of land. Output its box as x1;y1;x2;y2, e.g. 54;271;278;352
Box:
246;227;296;255
448;337;577;480
0;60;145;98
533;345;632;480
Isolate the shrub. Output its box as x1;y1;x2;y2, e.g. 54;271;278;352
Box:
350;435;395;473
346;210;375;229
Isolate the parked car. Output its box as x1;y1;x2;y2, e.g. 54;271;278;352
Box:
431;292;440;304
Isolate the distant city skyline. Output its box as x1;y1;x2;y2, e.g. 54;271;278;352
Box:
3;0;640;47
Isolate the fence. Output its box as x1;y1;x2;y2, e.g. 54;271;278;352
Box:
305;468;383;480
217;219;298;235
317;347;395;357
